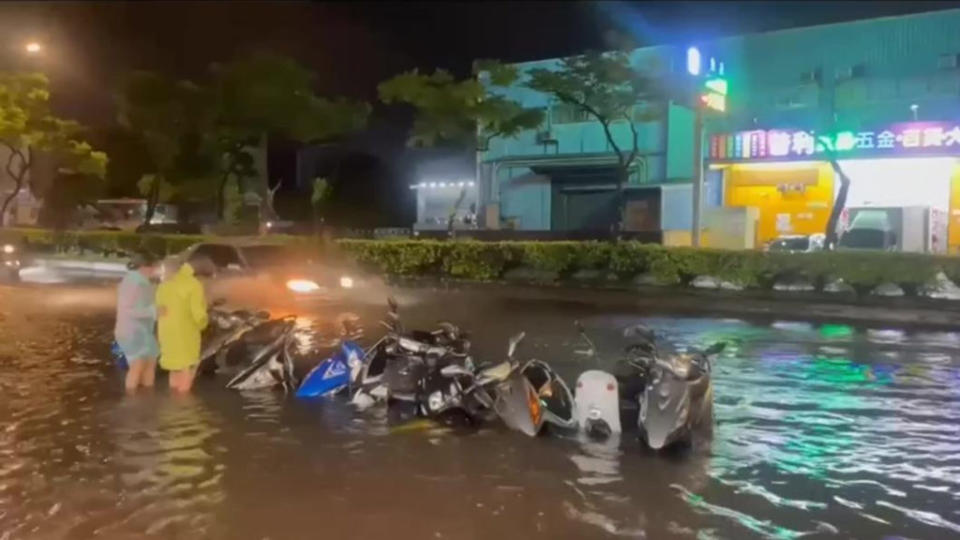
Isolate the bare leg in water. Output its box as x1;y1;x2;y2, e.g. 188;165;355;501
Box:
125;358;156;393
169;365;198;394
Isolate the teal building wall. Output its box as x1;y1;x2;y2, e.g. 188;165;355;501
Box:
483;8;960;230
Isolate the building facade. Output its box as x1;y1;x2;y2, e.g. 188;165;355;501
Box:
476;8;960;251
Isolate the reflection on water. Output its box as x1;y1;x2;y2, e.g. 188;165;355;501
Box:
2;285;960;539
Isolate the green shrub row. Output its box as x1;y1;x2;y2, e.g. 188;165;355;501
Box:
3;229;958;296
337;239;960;295
0;229;209;257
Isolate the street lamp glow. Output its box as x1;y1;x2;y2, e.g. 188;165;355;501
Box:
25;42;42;54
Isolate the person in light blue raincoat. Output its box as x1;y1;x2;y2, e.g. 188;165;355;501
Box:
115;252;162;393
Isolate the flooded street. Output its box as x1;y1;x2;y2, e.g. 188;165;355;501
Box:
2;283;960;539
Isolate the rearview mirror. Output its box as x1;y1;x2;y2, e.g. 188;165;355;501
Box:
507;331;526;359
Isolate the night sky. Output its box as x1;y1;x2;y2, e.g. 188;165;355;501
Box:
2;1;959;224
3;1;959;124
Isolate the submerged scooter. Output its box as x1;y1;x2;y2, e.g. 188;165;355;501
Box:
573;321;725;450
350;298;474;409
197;303;272;376
482;332;577;437
224;314;299;392
295;316;367;399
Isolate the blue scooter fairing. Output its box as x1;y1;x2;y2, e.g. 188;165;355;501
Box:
111;340;128;370
296;341;365;398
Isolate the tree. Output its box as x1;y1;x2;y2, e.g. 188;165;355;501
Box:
310;176;331;232
525;51;661;231
209;52;369;220
379;63;544;152
0;72;107;226
823;154;851;249
37;170;105;230
117;71;217;225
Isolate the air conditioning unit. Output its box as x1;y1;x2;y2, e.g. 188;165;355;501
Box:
799;68;821;84
938;53;960;70
835;63;866;81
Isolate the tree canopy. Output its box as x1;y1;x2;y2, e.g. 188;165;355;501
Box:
0;72;106;226
526;51;662;230
378;62;543;151
116;53;370;224
208;52;369;219
117;70;218;223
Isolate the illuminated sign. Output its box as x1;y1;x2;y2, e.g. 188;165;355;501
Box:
686;47;701;76
708;122;960;161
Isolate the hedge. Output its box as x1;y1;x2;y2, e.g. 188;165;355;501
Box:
4;228;960;296
336;239;960;295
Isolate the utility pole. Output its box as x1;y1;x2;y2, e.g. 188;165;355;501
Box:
691;105;704;247
685;45;726;247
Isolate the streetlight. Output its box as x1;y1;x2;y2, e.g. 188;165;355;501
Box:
910;104;919;121
24;42;42;54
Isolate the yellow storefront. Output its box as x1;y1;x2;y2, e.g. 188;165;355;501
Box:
708;124;960;252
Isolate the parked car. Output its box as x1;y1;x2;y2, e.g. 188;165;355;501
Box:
764;233;826;253
161;240;364;304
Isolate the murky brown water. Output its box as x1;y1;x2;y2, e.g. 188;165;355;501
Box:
2;283;960;539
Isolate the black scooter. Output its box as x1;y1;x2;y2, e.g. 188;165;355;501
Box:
351;298;473;409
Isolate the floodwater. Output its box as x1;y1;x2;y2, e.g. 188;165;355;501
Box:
2;283;960;539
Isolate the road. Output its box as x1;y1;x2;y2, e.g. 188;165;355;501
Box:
1;281;960;539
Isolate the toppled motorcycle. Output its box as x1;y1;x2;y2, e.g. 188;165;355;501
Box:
349;298;476;413
196;303;300;393
573;321;725;450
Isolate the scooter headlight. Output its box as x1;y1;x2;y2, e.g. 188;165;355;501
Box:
526;386;542;426
2;244;14;254
339;275;354;289
427;390;444;411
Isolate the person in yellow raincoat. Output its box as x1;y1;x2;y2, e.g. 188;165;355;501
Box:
156;254;215;393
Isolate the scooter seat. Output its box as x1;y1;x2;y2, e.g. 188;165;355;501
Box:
478;361;512;382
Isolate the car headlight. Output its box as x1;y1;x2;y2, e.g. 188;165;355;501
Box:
339;275;354;289
427;390;444;411
287;279;320;293
2;244;14;254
